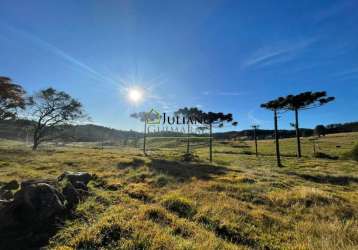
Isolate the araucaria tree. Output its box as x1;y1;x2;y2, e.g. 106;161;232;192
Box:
28;88;85;150
130;111;158;155
261;97;286;167
175;107;204;154
202;112;237;162
0;76;27;120
282;91;334;158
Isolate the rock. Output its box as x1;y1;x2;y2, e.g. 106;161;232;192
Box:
0;199;11;209
58;171;92;185
62;182;79;209
0;173;94;249
21;179;59;188
0;190;13;200
15;183;66;221
0;180;19;191
0;182;66;230
73;181;88;191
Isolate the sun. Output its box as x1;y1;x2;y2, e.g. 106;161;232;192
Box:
127;87;144;103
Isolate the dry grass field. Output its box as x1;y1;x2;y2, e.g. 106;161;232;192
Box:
0;133;357;249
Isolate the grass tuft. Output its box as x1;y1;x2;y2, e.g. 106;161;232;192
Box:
162;194;196;218
267;187;341;208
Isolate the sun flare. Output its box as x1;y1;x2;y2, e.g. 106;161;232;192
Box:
127;88;144;103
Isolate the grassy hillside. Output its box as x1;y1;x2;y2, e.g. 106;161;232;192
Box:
0;133;357;249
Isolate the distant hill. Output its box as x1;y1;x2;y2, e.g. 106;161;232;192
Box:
0;120;141;143
0;119;357;143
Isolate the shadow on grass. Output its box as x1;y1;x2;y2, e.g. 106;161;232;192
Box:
0;148;30;156
231;144;250;148
148;159;230;182
287;172;358;186
258;152;299;158
117;158;145;169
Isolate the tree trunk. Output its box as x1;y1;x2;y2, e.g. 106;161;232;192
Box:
274;110;281;167
186;123;190;154
294;109;301;158
32;132;39;151
143;120;147;155
209;124;213;162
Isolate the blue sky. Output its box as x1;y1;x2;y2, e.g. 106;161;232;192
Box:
0;0;357;132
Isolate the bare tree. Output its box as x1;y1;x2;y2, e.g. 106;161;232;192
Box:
282;91;334;158
261;97;286;167
0;76;27;120
28;88;86;150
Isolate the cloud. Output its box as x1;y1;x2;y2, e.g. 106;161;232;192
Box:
242;38;317;69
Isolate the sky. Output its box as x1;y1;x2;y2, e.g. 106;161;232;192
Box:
0;0;357;132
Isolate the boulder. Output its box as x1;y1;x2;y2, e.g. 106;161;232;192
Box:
0;173;93;249
15;183;66;221
0;182;66;230
21;179;58;188
58;171;92;185
73;180;89;191
62;182;79;209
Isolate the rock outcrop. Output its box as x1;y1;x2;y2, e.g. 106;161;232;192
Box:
0;179;19;200
58;171;92;185
0;172;93;250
